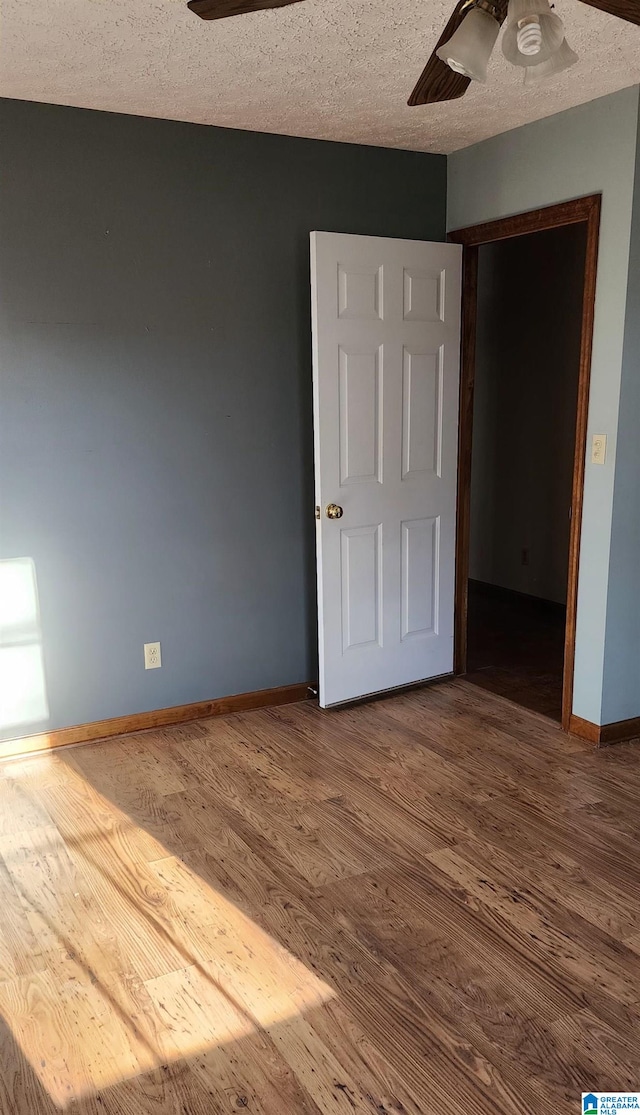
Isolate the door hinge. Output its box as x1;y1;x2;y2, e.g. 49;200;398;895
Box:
315;505;321;520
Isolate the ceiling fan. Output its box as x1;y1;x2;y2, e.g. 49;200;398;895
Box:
187;0;640;106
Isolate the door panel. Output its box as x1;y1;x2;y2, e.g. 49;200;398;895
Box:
338;264;383;319
341;524;382;651
311;232;461;707
402;346;442;478
401;516;439;640
403;266;445;322
339;346;382;485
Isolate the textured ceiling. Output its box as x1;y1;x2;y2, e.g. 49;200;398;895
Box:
1;0;639;153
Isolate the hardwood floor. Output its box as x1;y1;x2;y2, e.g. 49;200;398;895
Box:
466;579;566;721
0;679;639;1114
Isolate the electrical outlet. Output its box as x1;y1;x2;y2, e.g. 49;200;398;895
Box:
591;434;607;465
144;642;161;670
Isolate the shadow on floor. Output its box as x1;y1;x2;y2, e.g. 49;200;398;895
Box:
465;579;566;722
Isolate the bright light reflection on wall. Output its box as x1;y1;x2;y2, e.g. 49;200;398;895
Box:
0;557;49;730
0;755;333;1107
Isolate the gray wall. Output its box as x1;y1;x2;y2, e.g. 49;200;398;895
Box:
602;106;640;725
448;87;640;726
470;225;586;605
0;97;446;738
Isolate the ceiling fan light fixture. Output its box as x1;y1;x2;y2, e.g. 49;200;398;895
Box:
502;0;565;66
435;4;501;83
523;35;579;81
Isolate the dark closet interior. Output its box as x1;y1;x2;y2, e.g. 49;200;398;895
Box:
465;222;588;722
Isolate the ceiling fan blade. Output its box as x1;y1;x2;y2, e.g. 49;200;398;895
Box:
575;0;640;24
188;0;305;20
408;0;472;106
407;57;470;106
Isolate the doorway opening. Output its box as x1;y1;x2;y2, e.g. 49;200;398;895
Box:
450;196;601;729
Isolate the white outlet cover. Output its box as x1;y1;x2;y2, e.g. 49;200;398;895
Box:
144;641;162;670
591;434;607;465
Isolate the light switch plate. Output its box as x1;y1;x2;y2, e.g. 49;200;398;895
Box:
591;434;607;465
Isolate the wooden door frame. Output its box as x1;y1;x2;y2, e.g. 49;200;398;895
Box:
448;194;602;731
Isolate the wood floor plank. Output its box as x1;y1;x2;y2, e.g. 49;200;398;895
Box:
428;844;640;1007
433;834;640;949
0;963;146;1107
188;1030;323;1115
187;857;536;1114
548;1008;640;1091
0;679;639;1113
312;869;442;960
0;856;43;978
301;999;428;1115
486;792;640;895
370;861;590;1021
171;731;376;889
0;822;129;978
0;772;54;837
266;1013;406;1115
98;1061;220;1115
205;715;334;805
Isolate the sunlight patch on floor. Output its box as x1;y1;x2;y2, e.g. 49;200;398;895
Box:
0;754;333;1108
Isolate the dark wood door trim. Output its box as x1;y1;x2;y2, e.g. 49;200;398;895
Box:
448;194;602;247
453;242;478;677
449;193;602;732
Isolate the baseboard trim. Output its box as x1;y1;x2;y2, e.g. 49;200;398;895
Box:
0;682;314;762
568;715;601;745
468;578;566;617
569;713;640;747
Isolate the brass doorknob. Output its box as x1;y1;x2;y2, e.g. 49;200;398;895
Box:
325;503;344;520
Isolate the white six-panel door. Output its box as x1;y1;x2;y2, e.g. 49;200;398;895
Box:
311;231;462;707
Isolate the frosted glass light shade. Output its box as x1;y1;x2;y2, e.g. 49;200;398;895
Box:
524;37;579;83
502;0;564;67
436;7;500;83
